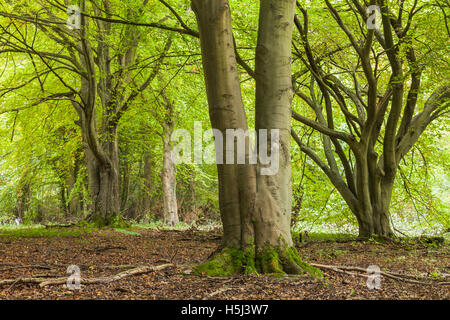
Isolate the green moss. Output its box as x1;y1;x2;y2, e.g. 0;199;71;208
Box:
193;242;323;279
0;226;91;238
91;215;108;228
114;228;141;236
256;244;284;275
193;247;257;276
283;247;323;279
256;243;323;279
241;245;257;274
91;214;130;228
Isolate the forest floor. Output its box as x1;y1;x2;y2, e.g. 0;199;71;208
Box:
0;226;448;300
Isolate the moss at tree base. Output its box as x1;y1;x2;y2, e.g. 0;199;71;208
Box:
193;247;256;276
256;244;323;278
89;214;130;228
193;245;323;279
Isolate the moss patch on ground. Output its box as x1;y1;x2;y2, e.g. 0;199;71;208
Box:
0;226;91;238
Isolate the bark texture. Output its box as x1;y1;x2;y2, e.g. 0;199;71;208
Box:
254;0;296;249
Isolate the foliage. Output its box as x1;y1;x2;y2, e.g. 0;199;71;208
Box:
0;0;448;235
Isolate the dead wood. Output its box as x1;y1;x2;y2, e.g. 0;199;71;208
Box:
0;264;174;288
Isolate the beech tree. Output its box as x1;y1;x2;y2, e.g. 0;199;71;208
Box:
141;72;180;226
0;0;170;225
191;0;320;275
290;0;450;237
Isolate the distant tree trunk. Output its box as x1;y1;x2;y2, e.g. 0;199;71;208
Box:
141;151;154;217
66;148;83;218
95;134;121;225
161;134;179;226
120;154;131;211
78;109;121;225
71;15;122;226
189;169;197;217
70;1;168;226
60;182;68;216
16;182;31;222
158;89;180;226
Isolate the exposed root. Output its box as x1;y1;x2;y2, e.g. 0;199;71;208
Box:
193;247;256;276
194;245;322;278
310;263;449;286
256;244;323;278
0;264;173;288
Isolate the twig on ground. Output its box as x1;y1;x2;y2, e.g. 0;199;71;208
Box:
0;264;174;288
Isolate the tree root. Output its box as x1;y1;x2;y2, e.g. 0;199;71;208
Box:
256;244;323;278
0;264;173;288
310;263;449;286
193;247;256;276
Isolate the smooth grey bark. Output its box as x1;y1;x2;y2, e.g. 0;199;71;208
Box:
254;0;296;249
154;81;180;226
192;0;256;249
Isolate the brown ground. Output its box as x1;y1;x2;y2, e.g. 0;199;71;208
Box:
0;227;448;300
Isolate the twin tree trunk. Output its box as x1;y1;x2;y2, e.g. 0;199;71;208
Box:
81;125;121;226
353;148;394;238
192;0;320;276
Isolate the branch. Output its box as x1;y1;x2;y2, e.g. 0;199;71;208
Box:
292;111;355;146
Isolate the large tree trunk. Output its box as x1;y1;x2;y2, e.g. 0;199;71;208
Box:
254;0;295;247
347;145;394;238
192;0;256;250
253;0;308;274
96;160;121;225
192;0;321;277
